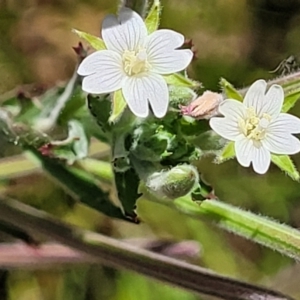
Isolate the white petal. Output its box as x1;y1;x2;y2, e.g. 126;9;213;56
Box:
122;74;168;118
210;117;241;141
77;50;122;76
268;113;300;134
79;51;124;94
243;80;267;112
258;84;283;118
149;49;193;74
146;29;185;51
102;7;147;53
218;100;246;120
263;132;300;155
145;29;193;74
235;138;254;167
252;146;271;174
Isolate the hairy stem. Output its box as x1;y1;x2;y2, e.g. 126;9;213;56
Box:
0;197;293;300
172;197;300;260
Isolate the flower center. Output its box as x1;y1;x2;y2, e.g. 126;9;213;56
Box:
238;107;271;145
122;48;150;76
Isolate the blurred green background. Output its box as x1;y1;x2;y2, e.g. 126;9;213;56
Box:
1;0;300;299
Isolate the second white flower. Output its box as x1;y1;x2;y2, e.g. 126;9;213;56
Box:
210;80;300;174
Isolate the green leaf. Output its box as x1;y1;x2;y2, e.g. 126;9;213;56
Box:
87;94;112;134
271;154;300;181
220;78;243;101
216;141;235;163
109;90;127;123
72;29;106;50
114;168;141;222
30;148;127;220
164;73;201;88
145;0;161;34
282;88;300;112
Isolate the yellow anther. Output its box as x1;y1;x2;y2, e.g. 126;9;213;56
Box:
122;48;150;76
238;107;271;141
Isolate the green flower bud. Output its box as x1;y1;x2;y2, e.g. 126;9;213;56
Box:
146;165;199;199
169;86;197;107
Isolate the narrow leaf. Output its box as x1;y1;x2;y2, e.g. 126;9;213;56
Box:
216;141;235;163
271;154;300;181
145;0;161;34
282;88;300;113
109;90;127;123
72;29;106;50
30;148;127;220
220;78;243;101
114;168;141;222
164;73;201;88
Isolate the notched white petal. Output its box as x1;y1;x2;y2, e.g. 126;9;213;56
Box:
268;113;300;134
149;49;193;74
252;146;271;174
263;133;300;155
243;79;267;110
218;100;246;120
235;138;253;167
122;77;149;118
209;117;241;141
146;29;185;55
144;73;169;118
260;84;284;118
102;8;147;53
77;50;122;76
123;74;168;118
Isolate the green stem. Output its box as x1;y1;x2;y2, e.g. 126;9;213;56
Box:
239;70;300;95
53;159;300;261
172;197;300;260
0;196;293;300
121;0;148;16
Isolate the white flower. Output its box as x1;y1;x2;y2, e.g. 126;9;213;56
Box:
210;79;300;174
77;8;193;118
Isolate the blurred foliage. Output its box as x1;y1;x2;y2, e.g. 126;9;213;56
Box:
1;0;300;299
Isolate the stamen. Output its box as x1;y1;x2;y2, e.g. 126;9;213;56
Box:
122;48;151;76
238;107;271;142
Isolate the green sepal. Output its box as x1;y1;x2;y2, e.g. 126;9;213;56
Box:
109;90;127;124
191;181;212;201
220;78;243;101
271;154;300;181
72;29;106;50
164;73;201;88
146;165;199;199
282;88;300;113
169;86;197;107
216;141;235;163
145;0;161;34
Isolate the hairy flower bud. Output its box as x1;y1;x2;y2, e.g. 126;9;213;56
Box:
146;164;199;199
180;91;223;119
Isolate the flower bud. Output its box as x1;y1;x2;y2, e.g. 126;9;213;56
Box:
180;91;223;119
146;164;199;199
